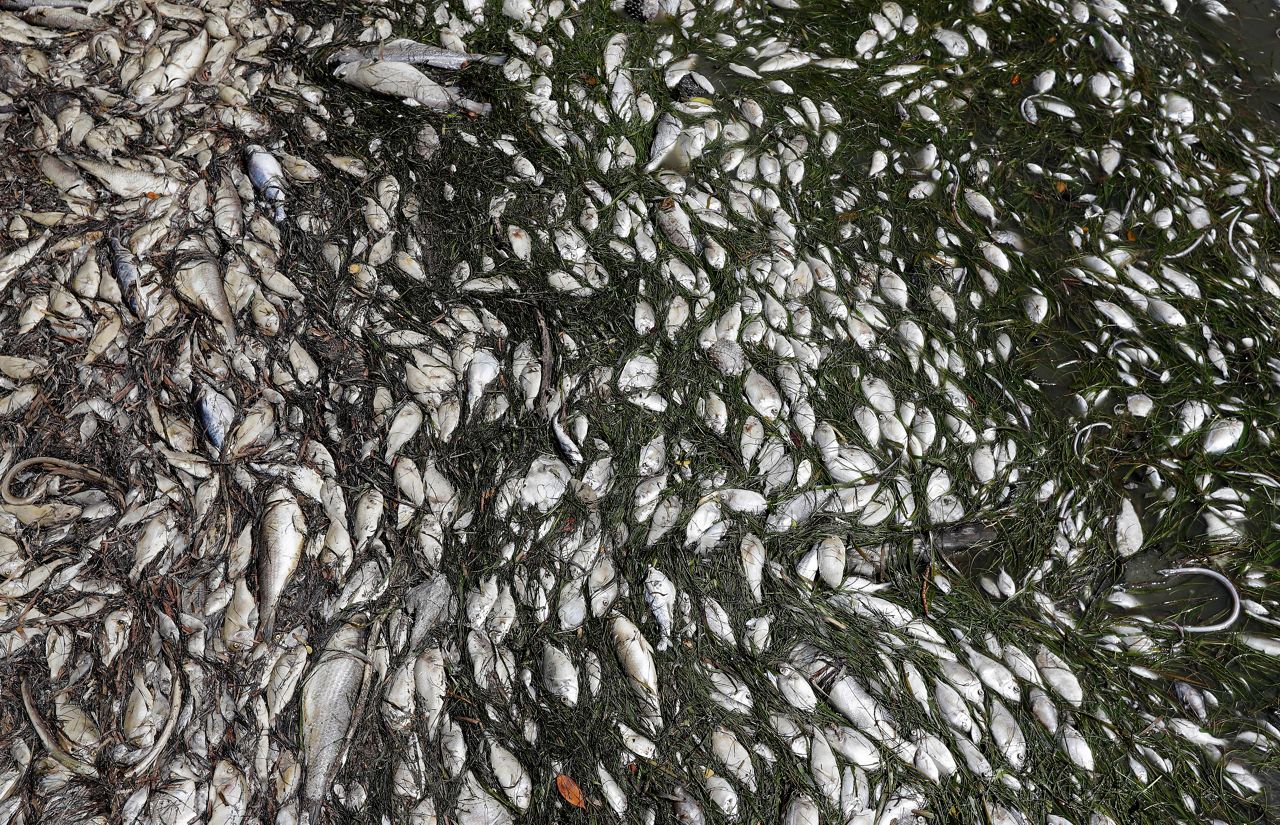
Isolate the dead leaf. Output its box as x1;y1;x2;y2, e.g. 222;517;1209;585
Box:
556;774;586;809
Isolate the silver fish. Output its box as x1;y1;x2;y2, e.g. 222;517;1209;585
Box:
258;487;306;640
644;566;676;651
198;385;236;451
334;59;491;116
329;38;507;70
245;145;287;223
300;614;371;820
173;256;237;345
108;236;143;315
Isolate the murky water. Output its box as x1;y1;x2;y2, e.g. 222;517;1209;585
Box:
1219;0;1280;107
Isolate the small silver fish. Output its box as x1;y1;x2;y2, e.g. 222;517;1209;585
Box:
198;385;236;450
244;145;287;223
173;256;237;345
108;237;143;315
644;566;676;651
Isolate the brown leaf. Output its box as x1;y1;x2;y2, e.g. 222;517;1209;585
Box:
556;774;586;809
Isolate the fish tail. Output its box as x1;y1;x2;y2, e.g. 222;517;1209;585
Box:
479;54;509;66
274;205;286;223
260;610;276;643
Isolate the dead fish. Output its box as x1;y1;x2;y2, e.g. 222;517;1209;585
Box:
71;156;179;199
0;231;49;294
301;614;371;821
108;236;144;315
258;487;306;640
334;59;491;115
329;38;507;70
198;385;236;450
245;145;287;223
173;256;237;345
0;0;90;7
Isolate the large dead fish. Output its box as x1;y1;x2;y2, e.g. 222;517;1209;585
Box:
71;156;180;199
300;614;372;823
334;59;491;115
329;38;507;70
258;487;306;640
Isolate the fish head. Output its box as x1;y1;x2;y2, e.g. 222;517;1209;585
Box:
326;46;363;65
332;59;378;80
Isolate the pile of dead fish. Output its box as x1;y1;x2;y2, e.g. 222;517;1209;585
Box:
1;0;1279;823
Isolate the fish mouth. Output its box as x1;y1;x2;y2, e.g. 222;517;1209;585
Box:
324;46;362;65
